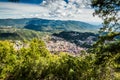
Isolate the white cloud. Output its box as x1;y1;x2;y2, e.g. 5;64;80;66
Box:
0;1;102;24
39;0;100;23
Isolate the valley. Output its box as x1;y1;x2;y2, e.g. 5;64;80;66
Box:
0;18;99;55
0;0;120;80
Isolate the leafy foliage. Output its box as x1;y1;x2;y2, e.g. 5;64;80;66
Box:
0;39;97;80
91;0;120;79
92;0;120;32
0;37;119;80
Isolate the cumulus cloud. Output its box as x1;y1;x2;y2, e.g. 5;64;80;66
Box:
39;0;101;23
40;0;92;18
0;1;102;24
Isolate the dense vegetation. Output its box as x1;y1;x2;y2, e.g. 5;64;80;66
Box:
91;0;120;79
0;28;48;40
0;39;120;80
0;39;93;80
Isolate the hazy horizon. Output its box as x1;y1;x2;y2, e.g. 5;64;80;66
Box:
0;0;102;25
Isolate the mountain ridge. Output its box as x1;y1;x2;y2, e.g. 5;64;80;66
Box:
0;18;98;32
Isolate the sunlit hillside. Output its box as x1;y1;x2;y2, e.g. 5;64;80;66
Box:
0;0;120;80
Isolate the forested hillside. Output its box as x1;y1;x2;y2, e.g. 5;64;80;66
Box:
0;27;48;40
0;18;98;32
53;31;98;48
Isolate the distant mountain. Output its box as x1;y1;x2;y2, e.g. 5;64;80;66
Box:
0;18;98;32
0;18;29;27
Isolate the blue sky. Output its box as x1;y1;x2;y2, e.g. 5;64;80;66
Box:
0;0;68;4
0;0;103;24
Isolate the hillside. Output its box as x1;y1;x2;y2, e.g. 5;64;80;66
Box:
53;31;99;48
0;27;47;40
0;18;30;27
0;18;98;32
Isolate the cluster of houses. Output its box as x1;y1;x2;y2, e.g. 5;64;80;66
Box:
13;36;86;55
46;37;84;55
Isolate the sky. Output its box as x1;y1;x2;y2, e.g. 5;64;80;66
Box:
0;0;103;24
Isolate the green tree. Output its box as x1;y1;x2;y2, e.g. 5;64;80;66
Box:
0;39;97;80
92;0;120;32
9;39;51;80
91;0;120;79
0;41;17;79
